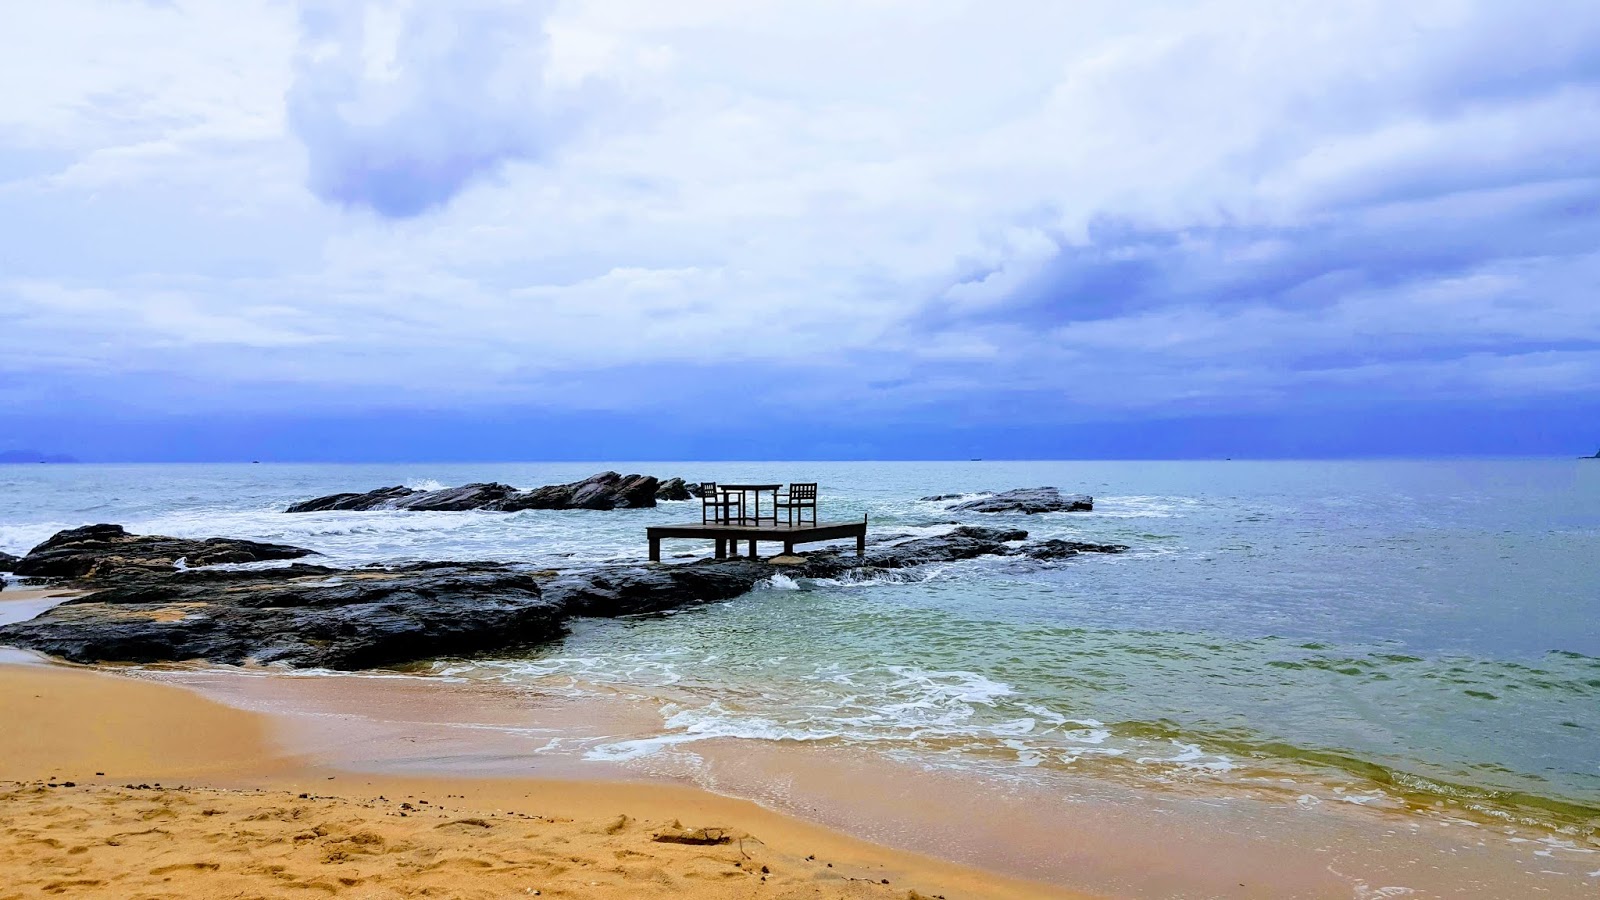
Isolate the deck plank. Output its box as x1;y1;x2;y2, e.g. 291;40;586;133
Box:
646;519;866;561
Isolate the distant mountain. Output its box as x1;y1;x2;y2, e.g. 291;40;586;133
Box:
0;450;78;463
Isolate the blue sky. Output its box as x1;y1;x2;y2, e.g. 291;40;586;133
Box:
2;0;1598;460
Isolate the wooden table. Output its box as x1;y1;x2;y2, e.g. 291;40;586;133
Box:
717;483;781;525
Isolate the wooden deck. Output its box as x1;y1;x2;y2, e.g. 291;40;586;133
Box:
647;517;867;561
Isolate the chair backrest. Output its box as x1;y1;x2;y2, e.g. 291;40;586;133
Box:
788;482;817;500
700;482;721;501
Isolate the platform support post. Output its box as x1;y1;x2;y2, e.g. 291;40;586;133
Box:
714;538;726;559
748;539;757;558
783;540;794;555
649;536;661;562
856;530;865;557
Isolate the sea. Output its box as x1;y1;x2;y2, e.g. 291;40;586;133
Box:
3;459;1598;853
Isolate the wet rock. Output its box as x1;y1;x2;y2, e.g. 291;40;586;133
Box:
392;483;520;511
10;524;314;580
0;562;560;669
285;485;417;513
542;559;773;617
654;478;704;501
287;472;664;513
498;472;660;511
0;551;19;573
946;487;1093;514
917;493;969;502
795;526;1028;578
1019;539;1128;559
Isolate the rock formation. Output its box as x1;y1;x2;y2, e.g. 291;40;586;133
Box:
927;487;1094;514
0;524;1125;670
8;524;313;579
286;472;670;513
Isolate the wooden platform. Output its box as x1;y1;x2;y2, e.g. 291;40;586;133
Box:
647;517;867;561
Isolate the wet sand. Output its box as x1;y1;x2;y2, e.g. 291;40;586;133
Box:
0;659;1076;899
137;663;1600;897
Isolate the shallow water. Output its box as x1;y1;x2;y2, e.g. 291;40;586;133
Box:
3;459;1598;843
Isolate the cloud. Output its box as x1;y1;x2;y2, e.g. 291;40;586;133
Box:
2;0;1599;457
287;0;567;217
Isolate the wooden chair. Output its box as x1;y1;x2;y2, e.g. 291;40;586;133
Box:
701;482;739;524
775;482;817;526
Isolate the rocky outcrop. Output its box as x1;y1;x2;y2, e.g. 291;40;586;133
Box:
9;524;314;580
1020;538;1129;559
287;472;665;513
0;524;1125;670
0;551;19;572
285;486;417;513
790;526;1123;577
941;487;1093;514
0;562;560;669
498;472;659;511
654;478;704;501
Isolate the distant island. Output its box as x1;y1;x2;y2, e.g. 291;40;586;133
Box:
0;450;77;463
1586;448;1600;459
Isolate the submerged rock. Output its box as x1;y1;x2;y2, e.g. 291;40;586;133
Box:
287;472;664;513
945;487;1093;514
10;524;314;580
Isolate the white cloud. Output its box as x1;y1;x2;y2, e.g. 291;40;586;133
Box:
0;0;1596;424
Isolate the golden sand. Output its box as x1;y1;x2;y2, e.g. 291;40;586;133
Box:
0;662;1079;899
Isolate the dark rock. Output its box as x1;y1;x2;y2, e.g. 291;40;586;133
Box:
655;478;704;501
1019;539;1128;559
795;526;1027;578
497;472;660;511
918;493;970;502
543;559;773;617
285;483;519;513
0;551;19;572
393;483;519;511
287;472;663;513
0;561;559;669
286;486;416;512
947;487;1093;514
11;524;314;580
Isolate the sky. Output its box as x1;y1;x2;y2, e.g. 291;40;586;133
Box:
2;0;1598;461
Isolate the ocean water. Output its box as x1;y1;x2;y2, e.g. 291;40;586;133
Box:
3;459;1598;840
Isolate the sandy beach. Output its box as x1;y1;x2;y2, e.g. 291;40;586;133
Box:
0;654;1075;900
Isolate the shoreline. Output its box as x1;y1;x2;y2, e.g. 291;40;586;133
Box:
0;655;1078;899
5;654;1597;897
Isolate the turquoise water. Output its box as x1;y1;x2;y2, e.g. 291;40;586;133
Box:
3;460;1598;835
